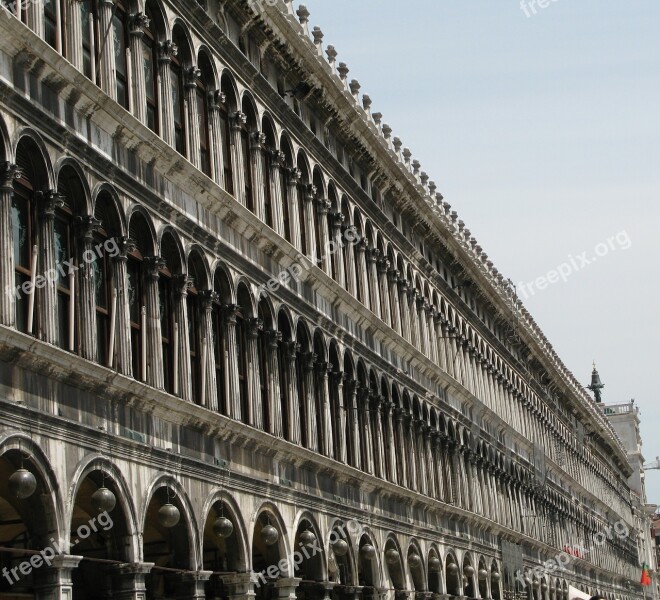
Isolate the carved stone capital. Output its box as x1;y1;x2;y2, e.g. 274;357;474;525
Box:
230;111;247;131
173;273;194;296
74;215;102;242
266;329;282;349
159;40;178;62
250;130;267;149
222;303;241;323
35;189;64;217
285;341;300;361
115;236;136;260
129;12;150;35
144;256;166;279
248;317;264;338
185;66;202;89
199;289;219;309
303;352;318;372
0;161;21;190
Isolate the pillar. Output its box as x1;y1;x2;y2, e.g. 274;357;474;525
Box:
302;351;318;451
74;215;101;360
111;236;135;376
266;329;284;437
286;168;302;251
303;184;317;259
110;562;154;600
377;257;391;327
185;66;202;170
316;198;331;274
128;12;150;124
143;256;165;388
0;162;19;326
35;554;82;600
388;268;401;335
285;341;302;444
250;131;267;221
248;317;264;429
176;571;212;600
269;150;286;237
358;386;374;474
173;274;193;401
199;290;219;410
158;41;177;146
98;0;117;97
317;360;334;456
230;111;247;205
223;303;242;420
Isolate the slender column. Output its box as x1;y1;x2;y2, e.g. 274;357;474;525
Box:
248;317;264;429
346;378;361;470
128;12;150;124
343;222;358;297
406;414;418;491
316;198;331;274
358;386;374;474
98;0;117;97
199;290;219;410
74;215;101;360
110;562;154;600
275;578;302;600
269;150;286;237
143;256;165;388
65;0;83;69
223;304;242;420
177;571;212;600
367;247;381;316
250;131;267;221
285;341;302;445
221;573;256;600
416;421;428;495
185;66;202;170
111;237;135;375
35;190;63;344
302;352;318;451
0;163;20;326
303;184;317;259
356;239;370;309
316;361;334;456
395;408;408;487
230;111;247;204
398;278;411;343
332;371;347;463
286;168;302;251
377;257;391;327
373;395;386;479
207;89;225;184
158;40;177;146
329;212;345;285
427;305;437;363
385;402;398;484
425;427;436;498
172;274;193;400
266;330;283;437
35;555;83;600
387;268;401;335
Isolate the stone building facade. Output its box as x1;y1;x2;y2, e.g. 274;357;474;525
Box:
0;0;645;599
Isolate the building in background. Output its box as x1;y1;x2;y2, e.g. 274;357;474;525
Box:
0;1;648;599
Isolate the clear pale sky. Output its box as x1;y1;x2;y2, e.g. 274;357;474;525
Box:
302;0;660;504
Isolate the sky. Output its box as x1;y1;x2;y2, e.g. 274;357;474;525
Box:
301;0;660;504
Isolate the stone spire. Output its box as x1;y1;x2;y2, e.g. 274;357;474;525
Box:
587;362;604;403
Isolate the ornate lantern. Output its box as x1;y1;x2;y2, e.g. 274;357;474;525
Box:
91;486;117;513
361;544;376;560
464;565;475;577
332;539;349;556
261;524;279;546
213;516;234;538
385;548;400;565
408;553;422;568
299;529;317;548
429;556;441;572
8;468;37;499
492;572;501;582
447;563;459;574
158;503;181;528
479;568;489;580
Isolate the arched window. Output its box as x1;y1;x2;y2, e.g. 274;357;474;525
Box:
196;55;214;177
211;294;225;412
80;0;100;82
171;27;190;157
241;97;257;213
142;3;160;133
261;117;276;229
257;300;270;429
113;0;130;108
219;75;236;195
11;168;35;334
236;288;251;424
277;312;292;440
280;136;294;244
43;0;63;51
159;234;183;396
186;270;201;402
297;155;309;255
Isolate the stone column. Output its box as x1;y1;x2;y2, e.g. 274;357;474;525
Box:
128;12;150;124
385;402;398;484
185;66;202;170
35;554;83;600
414;294;426;355
199;290;219;411
358;386;374;474
316;198;331;274
221;573;256;600
223;304;242;421
398;278;411;344
346;377;361;470
356;239;370;309
266;330;283;437
74;215;101;360
426;305;437;363
250;131;267;221
285;341;302;444
302;351;318;451
425;427;436;497
248;317;264;429
332;371;347;463
230;111;247;205
98;0;117;97
373;395;386;479
158;40;177;146
329;212;345;285
387;268;401;335
343;222;358;297
34;189;63;344
395;408;408;487
377;257;391;328
0;162;20;326
303;184;317;259
143;256;165;388
317;361;334;456
207;89;225;184
406;414;418;491
286;168;302;251
110;562;154;600
65;0;83;70
367;247;381;316
269;150;286;237
111;237;135;375
172;274;193;401
275;577;302;600
416;421;428;495
176;571;212;600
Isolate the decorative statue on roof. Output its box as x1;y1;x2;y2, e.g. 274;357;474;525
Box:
587;362;604;403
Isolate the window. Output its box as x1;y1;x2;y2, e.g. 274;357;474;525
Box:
54;204;75;351
142;9;159;132
11;181;34;334
92;224;113;366
158;264;174;394
196;70;211;176
235;306;249;423
80;0;99;82
218;97;233;194
170;54;186;156
241;120;254;212
43;0;61;51
187;281;200;401
127;252;144;381
262;145;273;228
113;0;130;108
211;298;225;413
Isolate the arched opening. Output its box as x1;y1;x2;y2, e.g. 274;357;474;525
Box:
220;74;238;195
70;469;133;599
342;352;357;467
295;321;312;450
357;534;379;600
277;310;293;442
477;558;489;599
212;266;233;415
383;538;404;600
408;543;425;593
328;342;343;462
280;136;295;244
252;511;286;600
491;562;502;600
427;550;443;594
187;250;208;404
445;554;461;597
294;517;325;597
241;96;258;213
197;52;216;177
236;283;254;425
261;116;277;229
160;231;184;396
143;0;165;133
143;485;193;599
171;25;193;157
257;298;273;432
